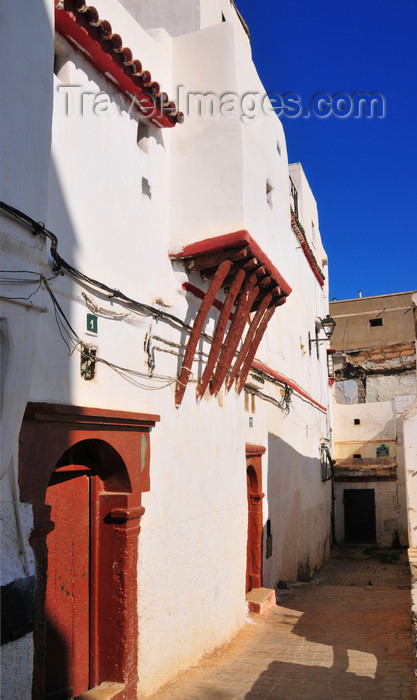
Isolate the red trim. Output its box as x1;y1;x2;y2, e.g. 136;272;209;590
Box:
170;230;292;298
290;215;325;288
55;2;183;128
245;444;266;456
182;282;234;319
252;359;328;412
19;403;159;699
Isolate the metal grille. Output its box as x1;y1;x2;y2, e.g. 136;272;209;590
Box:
141;177;152;199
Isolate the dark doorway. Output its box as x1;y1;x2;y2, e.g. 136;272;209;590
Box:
344;489;376;543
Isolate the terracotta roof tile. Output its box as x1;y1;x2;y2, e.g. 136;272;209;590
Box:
55;0;184;128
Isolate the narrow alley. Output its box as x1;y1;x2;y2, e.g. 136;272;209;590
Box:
150;547;416;699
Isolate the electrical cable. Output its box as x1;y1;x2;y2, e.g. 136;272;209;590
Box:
1;201;329;410
42;278;178;390
0;201;205;337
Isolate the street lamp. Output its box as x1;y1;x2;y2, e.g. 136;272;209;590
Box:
308;315;336;358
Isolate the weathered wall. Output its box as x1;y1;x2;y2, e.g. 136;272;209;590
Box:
333;398;412;545
330;292;416;352
367;371;416;403
334;480;403;546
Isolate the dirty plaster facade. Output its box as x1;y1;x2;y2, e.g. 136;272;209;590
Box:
1;1;333;697
330;292;417;547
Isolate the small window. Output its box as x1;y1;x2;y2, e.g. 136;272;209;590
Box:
142;177;152;199
369;318;383;327
354;418;360;425
276;140;281;156
221;12;226;21
266;180;273;208
353;454;362;459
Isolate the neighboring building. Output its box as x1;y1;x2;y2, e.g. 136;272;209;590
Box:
402;293;417;673
1;2;333;698
330;291;417;547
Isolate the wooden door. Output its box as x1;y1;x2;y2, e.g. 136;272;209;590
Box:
246;470;252;593
344;488;376;543
246;463;263;593
44;470;90;699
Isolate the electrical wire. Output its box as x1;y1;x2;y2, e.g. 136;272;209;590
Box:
0;280;42;303
42;278;177;390
1;201;330;411
0;201;200;336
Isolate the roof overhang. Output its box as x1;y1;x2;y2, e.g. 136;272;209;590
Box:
170;231;292;407
334;457;397;481
55;0;183;128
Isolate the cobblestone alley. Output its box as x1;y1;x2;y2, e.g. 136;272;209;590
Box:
150;546;416;699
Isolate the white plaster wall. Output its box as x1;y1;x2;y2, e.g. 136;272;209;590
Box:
289;162;326;266
333;396;414;547
0;2;54;697
334;481;404;547
367;372;416;403
333;401;395;451
138;394;247;693
170;22;246;244
119;0;250;44
1;1;332;696
405;400;417;547
0;636;34;700
243;378;331;585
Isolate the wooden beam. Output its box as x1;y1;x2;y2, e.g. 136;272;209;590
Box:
196;268;246;401
236;302;278;394
226;292;272;391
175;259;232;407
184;246;249;273
210;273;259;396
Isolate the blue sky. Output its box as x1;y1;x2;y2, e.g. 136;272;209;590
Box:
237;0;417;301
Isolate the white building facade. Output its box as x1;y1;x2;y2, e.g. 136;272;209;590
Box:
1;1;333;697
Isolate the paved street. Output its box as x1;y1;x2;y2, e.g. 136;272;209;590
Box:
150;546;416;699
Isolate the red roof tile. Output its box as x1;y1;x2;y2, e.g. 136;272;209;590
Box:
55;0;184;128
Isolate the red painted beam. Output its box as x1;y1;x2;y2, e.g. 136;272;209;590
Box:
252;359;328;412
210;273;259;396
170;230;292;298
175;259;232;407
236;303;278;394
196;268;246;401
226;292;272;392
182;282;234;319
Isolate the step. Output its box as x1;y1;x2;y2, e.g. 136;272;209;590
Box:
246;587;276;615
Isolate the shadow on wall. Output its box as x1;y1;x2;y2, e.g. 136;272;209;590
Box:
266;433;331;584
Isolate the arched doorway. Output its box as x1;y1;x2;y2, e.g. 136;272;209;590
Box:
245;444;265;593
19;403;159;700
44;440;132;698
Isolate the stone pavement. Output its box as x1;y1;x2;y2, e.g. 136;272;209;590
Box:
149;546;416;699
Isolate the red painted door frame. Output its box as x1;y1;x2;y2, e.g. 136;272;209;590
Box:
18;404;159;700
245;444;265;593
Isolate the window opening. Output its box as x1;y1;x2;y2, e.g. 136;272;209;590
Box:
266;180;273;208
